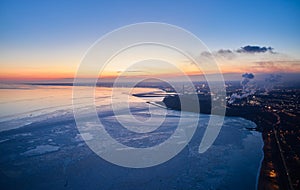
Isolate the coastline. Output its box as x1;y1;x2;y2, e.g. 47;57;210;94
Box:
162;94;295;190
0;85;292;189
0;86;264;189
0;99;263;190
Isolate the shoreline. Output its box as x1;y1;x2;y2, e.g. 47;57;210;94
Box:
0;96;263;190
162;94;295;190
1;85;296;189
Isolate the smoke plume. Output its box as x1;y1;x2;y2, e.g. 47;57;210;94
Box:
228;73;256;104
264;74;282;93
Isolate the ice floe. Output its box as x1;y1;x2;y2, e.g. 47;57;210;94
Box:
21;145;60;156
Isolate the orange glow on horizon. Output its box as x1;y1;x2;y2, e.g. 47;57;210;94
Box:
0;70;74;81
1;61;299;81
1;70;298;81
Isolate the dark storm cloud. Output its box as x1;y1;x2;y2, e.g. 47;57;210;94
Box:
236;45;274;53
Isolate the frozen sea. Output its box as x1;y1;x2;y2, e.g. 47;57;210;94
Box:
0;85;263;190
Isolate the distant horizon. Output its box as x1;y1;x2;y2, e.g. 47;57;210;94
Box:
1;72;299;83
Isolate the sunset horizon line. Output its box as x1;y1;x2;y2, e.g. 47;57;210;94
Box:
1;71;299;83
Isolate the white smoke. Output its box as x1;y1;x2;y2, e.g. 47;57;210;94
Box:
264;74;282;93
228;73;256;104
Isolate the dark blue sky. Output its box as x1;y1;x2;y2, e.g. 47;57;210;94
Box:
1;0;299;55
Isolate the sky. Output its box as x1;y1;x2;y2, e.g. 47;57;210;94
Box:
0;0;300;81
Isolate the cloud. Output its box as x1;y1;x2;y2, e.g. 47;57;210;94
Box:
196;46;300;74
216;49;235;59
236;45;274;54
217;49;233;54
242;72;254;79
200;49;235;59
251;61;283;73
251;60;300;73
200;45;274;60
200;51;212;57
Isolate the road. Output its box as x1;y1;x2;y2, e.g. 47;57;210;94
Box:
271;111;294;190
